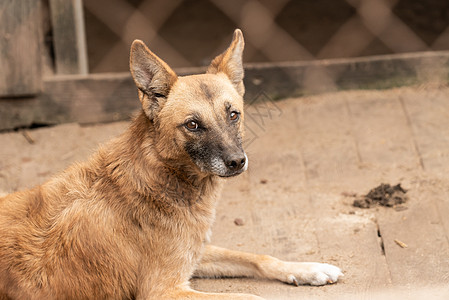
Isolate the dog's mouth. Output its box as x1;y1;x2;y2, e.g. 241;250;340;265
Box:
218;170;244;178
216;153;248;178
218;173;243;178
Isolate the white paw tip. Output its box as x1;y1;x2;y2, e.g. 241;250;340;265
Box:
309;263;344;286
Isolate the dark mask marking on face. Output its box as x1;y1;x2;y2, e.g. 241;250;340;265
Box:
199;82;214;101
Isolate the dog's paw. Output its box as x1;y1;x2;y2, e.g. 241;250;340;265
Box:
263;260;343;286
287;262;343;286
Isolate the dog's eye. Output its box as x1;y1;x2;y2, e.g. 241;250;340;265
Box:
185;120;199;131
230;111;240;122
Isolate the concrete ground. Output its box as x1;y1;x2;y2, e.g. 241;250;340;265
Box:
1;85;449;299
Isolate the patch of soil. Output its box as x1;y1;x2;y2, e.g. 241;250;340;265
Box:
353;183;408;209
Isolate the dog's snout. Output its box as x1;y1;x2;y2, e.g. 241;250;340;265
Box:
225;154;246;171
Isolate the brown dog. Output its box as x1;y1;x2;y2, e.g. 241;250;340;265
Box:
0;29;342;299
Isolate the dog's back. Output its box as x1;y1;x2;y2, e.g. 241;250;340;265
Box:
0;143;137;299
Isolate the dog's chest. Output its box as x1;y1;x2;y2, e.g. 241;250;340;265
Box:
136;179;222;282
134;206;213;287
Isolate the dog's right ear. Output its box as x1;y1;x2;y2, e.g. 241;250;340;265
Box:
130;40;177;120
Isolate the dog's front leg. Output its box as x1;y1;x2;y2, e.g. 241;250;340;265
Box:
160;288;263;300
194;245;343;286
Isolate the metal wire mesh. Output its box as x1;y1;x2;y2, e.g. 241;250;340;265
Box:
81;0;449;70
76;0;449;94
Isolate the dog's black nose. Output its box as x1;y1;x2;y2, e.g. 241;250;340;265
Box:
225;154;246;171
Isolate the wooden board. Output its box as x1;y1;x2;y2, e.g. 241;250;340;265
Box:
434;182;449;246
345;88;449;285
0;122;127;192
2;51;449;130
292;93;392;295
376;189;449;285
0;73;138;130
294;95;360;185
2;88;449;298
314;216;392;295
346;92;421;170
244;51;449;99
49;0;88;74
401;89;449;174
0;0;42;97
385;88;449;284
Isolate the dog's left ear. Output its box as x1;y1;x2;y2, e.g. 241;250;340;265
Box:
207;29;245;97
130;40;178;120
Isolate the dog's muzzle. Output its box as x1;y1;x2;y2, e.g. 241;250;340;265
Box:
216;152;248;177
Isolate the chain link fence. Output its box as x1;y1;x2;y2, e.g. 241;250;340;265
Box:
80;0;449;73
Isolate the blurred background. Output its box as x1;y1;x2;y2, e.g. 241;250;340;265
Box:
2;0;449;128
66;0;449;73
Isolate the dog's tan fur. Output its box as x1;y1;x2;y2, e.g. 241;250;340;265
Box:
0;30;342;300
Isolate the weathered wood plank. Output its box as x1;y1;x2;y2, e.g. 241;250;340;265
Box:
400;88;449;265
49;0;88;74
0;121;127;192
0;73;139;130
432;181;449;261
346;92;421;170
401;89;449;174
0;0;42;97
244;51;449;99
294;96;360;185
376;187;449;285
291;93;391;295
3;88;449;298
346;88;449;285
243;98;306;190
315;215;392;294
2;51;449;130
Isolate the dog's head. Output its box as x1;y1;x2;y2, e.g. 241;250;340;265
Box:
130;29;247;178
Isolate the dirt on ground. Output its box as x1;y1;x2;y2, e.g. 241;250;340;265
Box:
353;183;408;209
